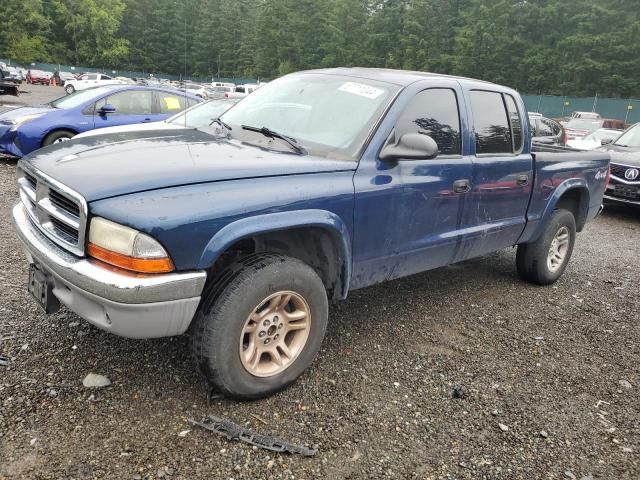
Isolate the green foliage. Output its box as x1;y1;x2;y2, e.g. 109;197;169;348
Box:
0;0;50;63
1;0;639;97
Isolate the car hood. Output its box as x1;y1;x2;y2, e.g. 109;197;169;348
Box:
596;143;640;167
0;105;54;123
21;129;356;202
74;121;178;139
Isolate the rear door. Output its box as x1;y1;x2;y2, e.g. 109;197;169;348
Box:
93;89;155;129
455;89;533;260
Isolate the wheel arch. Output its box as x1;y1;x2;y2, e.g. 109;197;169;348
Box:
198;210;352;300
40;127;79;147
533;179;590;241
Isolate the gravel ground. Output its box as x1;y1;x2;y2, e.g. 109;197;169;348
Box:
0;154;639;478
0;83;64;112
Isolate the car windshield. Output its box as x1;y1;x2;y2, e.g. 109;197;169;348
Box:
49;87;113;109
566;119;602;131
613;123;640;147
586;130;620;142
168;99;237;127
220;73;399;160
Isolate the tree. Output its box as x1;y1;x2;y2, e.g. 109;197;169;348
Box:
50;0;129;67
0;0;50;63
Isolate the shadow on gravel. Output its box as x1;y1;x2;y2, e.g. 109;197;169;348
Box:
600;203;640;224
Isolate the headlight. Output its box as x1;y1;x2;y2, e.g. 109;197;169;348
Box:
87;217;174;273
9;113;45;131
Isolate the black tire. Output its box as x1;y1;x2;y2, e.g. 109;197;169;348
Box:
190;253;328;400
516;208;576;285
42;129;75;147
65;84;75;94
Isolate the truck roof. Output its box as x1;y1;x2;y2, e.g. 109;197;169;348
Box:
303;67;509;91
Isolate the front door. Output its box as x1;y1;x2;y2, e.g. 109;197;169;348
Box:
93;89;156;129
351;83;473;289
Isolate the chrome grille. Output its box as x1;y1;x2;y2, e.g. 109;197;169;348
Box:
611;163;640;184
17;164;87;256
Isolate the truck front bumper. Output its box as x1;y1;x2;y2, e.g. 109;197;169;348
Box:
12;202;207;338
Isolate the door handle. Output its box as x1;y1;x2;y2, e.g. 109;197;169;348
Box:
516;174;529;186
453;179;471;194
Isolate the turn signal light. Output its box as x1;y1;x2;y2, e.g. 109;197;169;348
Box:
88;243;174;273
87;217;175;274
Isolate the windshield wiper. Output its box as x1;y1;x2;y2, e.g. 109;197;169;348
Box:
241;125;306;155
209;117;232;132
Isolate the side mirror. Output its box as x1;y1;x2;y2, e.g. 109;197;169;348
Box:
601;138;613;145
379;132;439;161
99;104;116;115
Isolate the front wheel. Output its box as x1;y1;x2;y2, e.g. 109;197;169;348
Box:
516;208;576;285
42;129;75;146
65;84;75;94
190;253;328;400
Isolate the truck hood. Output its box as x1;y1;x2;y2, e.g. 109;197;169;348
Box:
21;129;356;202
74;120;179;139
596;143;640;167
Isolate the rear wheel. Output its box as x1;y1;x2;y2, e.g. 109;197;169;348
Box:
190;253;328;400
42;129;75;147
65;84;75;94
516;208;576;285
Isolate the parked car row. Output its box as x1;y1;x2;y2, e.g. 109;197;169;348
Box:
0;85;201;157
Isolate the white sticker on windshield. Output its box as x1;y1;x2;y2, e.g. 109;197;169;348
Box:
338;82;384;99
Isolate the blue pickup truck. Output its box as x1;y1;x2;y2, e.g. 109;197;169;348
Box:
12;68;609;399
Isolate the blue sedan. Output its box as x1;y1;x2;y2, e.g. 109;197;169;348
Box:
0;85;201;158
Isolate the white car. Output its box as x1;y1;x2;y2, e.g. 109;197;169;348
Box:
181;83;209;99
226;83;263;99
65;73;123;94
74;98;239;139
211;81;235;89
567;128;622;150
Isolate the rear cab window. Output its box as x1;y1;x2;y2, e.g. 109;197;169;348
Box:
470;90;524;155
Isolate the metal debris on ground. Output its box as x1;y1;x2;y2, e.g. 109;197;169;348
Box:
189;415;317;456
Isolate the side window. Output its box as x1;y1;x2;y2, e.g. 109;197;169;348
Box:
395;88;461;155
504;95;523;151
470;90;512;154
544;118;560;136
87;74;98;81
101;75;112;80
104;90;154;115
80;75;89;81
158;93;187;113
186;98;199;108
535;119;553;137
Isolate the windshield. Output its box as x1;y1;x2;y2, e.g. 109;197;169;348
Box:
167;99;238;127
49;87;113;109
220;73;399;160
566;119;602;131
614;123;640;147
585;130;620;142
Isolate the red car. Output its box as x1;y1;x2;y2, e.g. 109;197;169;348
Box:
26;70;50;85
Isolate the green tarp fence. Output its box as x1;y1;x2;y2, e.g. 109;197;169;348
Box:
522;94;640;124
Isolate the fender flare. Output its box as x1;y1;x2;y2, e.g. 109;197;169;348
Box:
531;178;590;241
197;209;352;299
